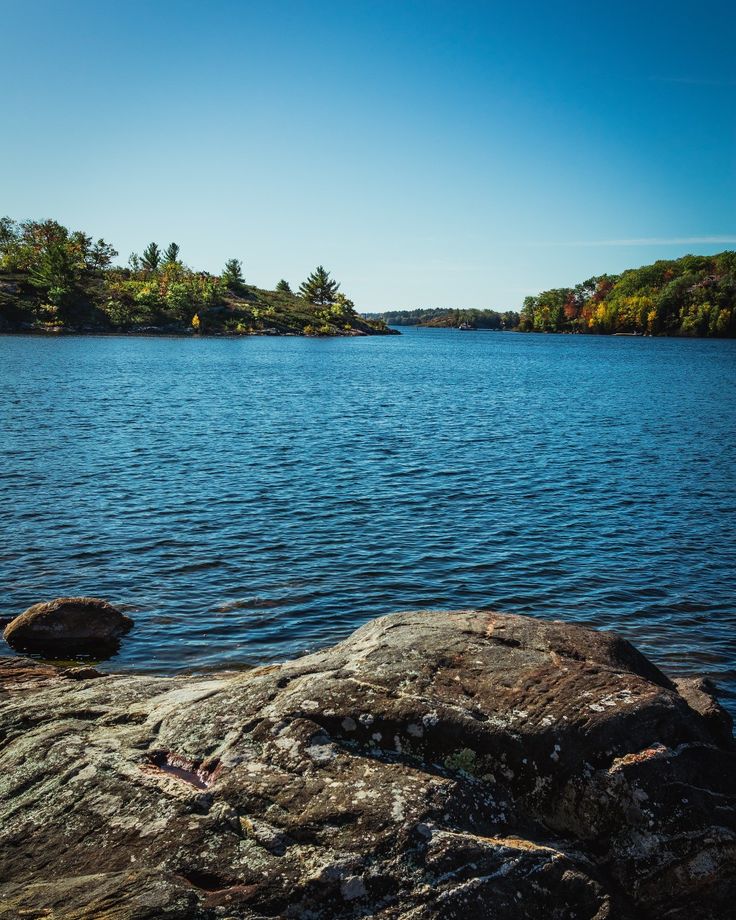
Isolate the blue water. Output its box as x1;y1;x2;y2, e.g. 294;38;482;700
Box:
2;330;735;714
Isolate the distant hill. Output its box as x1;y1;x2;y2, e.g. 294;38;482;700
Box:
519;252;736;336
368;307;520;329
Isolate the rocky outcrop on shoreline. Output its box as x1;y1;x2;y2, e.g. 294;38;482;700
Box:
1;609;734;919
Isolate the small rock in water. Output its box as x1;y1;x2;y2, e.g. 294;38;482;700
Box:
2;596;132;657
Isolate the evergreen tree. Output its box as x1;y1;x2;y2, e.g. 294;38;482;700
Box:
164;242;180;264
141;242;161;272
299;265;340;305
276;279;292;294
223;258;244;287
0;216;16;255
29;242;79;311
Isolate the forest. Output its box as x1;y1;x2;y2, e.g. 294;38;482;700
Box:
374;252;736;337
373;307;520;328
0;217;393;337
519;252;736;336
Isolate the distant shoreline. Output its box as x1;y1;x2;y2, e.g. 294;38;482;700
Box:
4;325;736;340
0;326;400;339
370;250;735;338
384;325;733;339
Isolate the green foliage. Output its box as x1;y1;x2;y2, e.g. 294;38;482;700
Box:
163;242;180;265
164;281;193;319
223;258;244;288
0;215;394;337
0;218;111;276
299;265;340;305
376;307;519;329
90;238;118;270
276;278;292;294
519;255;735;337
0;219;93;322
0;217;16;254
141;242;161;272
105;298;135;327
29;242;79;308
105;264;227;328
324;292;356;318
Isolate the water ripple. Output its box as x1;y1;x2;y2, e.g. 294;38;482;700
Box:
1;330;735;715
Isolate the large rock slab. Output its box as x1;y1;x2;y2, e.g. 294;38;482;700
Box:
0;609;734;919
3;596;132;656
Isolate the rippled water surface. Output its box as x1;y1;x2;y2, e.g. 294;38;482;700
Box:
2;331;735;712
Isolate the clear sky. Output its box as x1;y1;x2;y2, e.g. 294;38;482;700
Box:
3;0;735;311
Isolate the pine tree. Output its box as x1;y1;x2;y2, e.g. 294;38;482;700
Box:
276;279;292;294
141;242;161;272
29;241;79;307
223;258;244;287
299;265;340;305
164;242;180;264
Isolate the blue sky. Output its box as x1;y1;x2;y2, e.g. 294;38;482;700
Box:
3;0;734;310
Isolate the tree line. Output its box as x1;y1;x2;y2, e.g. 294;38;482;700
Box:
375;307;520;328
3;217;733;338
0;217;357;333
373;253;736;338
519;252;736;337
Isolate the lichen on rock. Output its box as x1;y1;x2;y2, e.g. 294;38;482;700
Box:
0;609;734;919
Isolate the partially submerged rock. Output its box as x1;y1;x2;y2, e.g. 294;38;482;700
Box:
2;596;132;657
0;609;734;919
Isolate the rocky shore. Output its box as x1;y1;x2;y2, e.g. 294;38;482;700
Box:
1;609;735;919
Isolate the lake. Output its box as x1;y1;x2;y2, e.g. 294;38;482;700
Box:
2;330;735;715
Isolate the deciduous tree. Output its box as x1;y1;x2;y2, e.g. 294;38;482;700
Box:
89;239;118;271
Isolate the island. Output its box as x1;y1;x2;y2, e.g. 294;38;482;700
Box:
0;217;395;337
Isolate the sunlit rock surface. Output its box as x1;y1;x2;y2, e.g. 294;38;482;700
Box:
1;610;734;919
3;596;133;656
